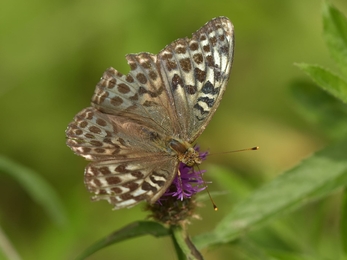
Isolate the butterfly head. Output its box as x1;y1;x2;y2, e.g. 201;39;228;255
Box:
169;138;202;167
181;147;202;167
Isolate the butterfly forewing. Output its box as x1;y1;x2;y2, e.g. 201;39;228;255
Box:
67;107;173;160
91;55;179;138
158;17;234;143
66;107;121;161
66;17;234;209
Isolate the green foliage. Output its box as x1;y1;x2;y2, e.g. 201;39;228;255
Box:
297;2;347;104
75;221;170;260
323;1;347;77
295;64;347;103
194;139;347;249
0;156;67;226
289;80;347;139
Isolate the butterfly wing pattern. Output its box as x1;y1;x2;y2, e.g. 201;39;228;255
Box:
66;17;234;209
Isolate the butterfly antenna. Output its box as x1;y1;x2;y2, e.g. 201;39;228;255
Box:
196;164;218;211
196;146;259;210
208;146;259;156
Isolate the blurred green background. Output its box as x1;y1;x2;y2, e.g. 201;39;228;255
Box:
1;0;347;259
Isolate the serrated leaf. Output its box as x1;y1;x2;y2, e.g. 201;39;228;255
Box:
75;221;170;260
0;155;67;225
296;63;347;104
323;1;347;76
194;139;347;249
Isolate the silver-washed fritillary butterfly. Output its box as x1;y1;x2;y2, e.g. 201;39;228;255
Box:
66;17;234;209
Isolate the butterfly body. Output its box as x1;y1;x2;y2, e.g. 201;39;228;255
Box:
168;139;202;167
66;17;234;209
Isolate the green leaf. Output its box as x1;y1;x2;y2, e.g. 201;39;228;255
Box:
267;250;319;260
323;1;347;76
0;155;67;225
296;63;347;104
75;221;170;260
194;138;347;249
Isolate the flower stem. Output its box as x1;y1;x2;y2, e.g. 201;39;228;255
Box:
170;225;204;260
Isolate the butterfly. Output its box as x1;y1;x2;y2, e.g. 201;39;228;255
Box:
66;17;234;209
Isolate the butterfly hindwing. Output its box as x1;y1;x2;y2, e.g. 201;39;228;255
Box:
85;156;178;209
66;107;180;209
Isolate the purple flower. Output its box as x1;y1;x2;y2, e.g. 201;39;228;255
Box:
158;147;209;203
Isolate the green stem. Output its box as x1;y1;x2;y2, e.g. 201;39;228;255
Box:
170;225;204;260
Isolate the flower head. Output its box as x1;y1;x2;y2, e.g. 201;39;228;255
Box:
146;146;209;225
160;147;208;201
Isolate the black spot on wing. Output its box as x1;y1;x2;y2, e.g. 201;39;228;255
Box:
194;103;209;116
197;96;215;107
142;181;157;192
150;172;165;187
201;81;220;95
